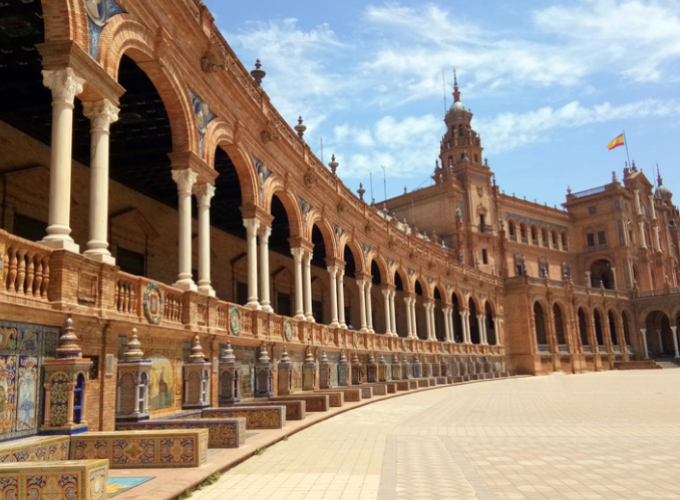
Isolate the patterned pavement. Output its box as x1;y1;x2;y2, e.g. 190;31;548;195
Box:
193;370;680;500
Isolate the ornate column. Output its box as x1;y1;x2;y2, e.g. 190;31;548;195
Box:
610;267;618;290
410;297;418;339
172;168;198;291
634;189;641;214
192;183;216;297
357;280;367;332
585;271;592;287
653;227;661;251
243;218;260;308
649;194;657;220
382;286;392;335
462;311;471;344
82;99;118;265
389;290;397;337
639;222;647;249
640;328;649;359
303;251;314;322
425;302;434;340
442;307;451;342
291;248;306;321
405;296;413;338
478;314;487;345
328;265;339;327
672;326;680;359
493;317;500;346
258;225;272;312
365;282;374;333
41;68;85;252
337;267;347;329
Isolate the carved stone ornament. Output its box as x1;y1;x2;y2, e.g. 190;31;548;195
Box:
193;183;216;209
42;68;85;104
477;186;484;197
365;224;373;234
303;168;314;188
172;168;198;195
388;238;397;249
82;99;120;133
337;199;346;213
261;130;280;143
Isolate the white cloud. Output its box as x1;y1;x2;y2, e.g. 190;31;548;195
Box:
477;99;680;154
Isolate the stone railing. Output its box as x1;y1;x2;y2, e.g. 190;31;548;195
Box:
0;230;52;302
114;271;184;324
634;287;680;298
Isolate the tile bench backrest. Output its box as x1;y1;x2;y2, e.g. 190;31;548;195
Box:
0;436;69;464
270;395;330;412
71;429;209;467
202;407;286;429
0;459;109;500
234;400;306;421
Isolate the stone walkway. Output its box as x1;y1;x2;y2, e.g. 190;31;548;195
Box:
192;370;680;500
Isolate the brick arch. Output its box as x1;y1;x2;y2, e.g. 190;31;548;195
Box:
41;0;89;52
203;119;258;207
366;252;390;285
392;265;412;294
98;15;197;155
451;288;465;309
484;297;497;316
341;240;367;275
432;282;447;303
413;274;431;299
468;292;483;312
263;180;303;241
308;214;337;261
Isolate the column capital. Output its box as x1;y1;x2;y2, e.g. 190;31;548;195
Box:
241;202;274;226
382;284;396;292
169;151;217;185
193;182;216;208
290;237;314;254
42;67;84;105
82;99;119;133
243;217;260;235
172;168;198;195
291;246;304;260
257;224;272;240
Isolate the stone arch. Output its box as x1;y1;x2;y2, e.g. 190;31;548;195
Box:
533;301;547;346
341;240;367;276
203;119;259;207
552;301;567;346
644;310;674;357
589;258;614;289
592;306;606;346
518;221;528;242
577;306;590;347
607;309;620;347
467;293;482;313
507;219;516;239
529;223;539;244
541;227;549;246
42;0;89;51
561;230;569;250
551;229;559;248
367;253;390;285
433;283;447;303
99;16;197;155
393;266;411;293
413;275;431;299
468;296;480;344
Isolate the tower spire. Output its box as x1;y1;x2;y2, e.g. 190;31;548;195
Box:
453;68;461;103
657;163;663;186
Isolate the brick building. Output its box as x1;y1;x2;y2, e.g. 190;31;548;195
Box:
0;0;675;442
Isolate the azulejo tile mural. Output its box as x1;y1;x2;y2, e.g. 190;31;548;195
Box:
107;476;154;498
0;436;69;464
149;355;173;411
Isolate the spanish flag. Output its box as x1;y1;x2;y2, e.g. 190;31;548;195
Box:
607;134;625;150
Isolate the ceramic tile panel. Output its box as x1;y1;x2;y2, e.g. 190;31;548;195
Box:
202;407;286;429
116;419;243;449
0;436;69;463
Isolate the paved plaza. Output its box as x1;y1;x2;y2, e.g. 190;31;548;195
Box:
193;370;680;500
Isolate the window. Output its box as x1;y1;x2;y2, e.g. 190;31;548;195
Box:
277;293;291;316
614;200;621;210
479;214;485;226
586;233;595;247
482;249;488;264
448;157;453;167
117;248;145;277
531;227;538;245
588;206;597;215
541;228;549;248
236;281;248;306
598;231;607;245
459;125;464;136
515;264;524;276
508;220;516;237
312;300;323;323
13;213;47;242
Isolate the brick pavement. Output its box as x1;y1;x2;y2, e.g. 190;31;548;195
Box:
193;370;680;500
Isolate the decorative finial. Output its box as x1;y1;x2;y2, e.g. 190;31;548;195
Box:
612;171;618;183
328;154;339;175
404;186;408;194
378;354;386;364
453;67;461;103
657;164;663;186
414;353;420;363
124;328;144;361
251;59;266;87
631;160;637;172
258;344;271;363
339;350;348;363
57;317;82;359
320;350;329;363
567;186;572;195
305;345;315;363
352;352;360;364
393;352;399;363
368;352;375;364
294;116;307;139
221;341;236;363
280;345;291;364
189;334;206;362
357;183;365;201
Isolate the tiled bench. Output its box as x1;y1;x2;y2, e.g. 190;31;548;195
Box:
360;386;373;399
236;400;307;421
0;459;109;500
364;383;387;396
113;421;232;452
312;391;345;407
320;388;361;403
408;380;419;390
0;435;69;463
202;406;286;429
396;381;410;391
270;395;330;412
436;377;448;385
428;378;438;386
417;379;429;388
384;382;397;394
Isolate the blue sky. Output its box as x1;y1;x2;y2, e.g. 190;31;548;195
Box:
203;0;680;208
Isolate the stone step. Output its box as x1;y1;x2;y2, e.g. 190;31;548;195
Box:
614;360;662;370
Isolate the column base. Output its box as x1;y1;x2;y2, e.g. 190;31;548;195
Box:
41;236;80;253
294;313;306;321
261;304;273;313
197;285;216;297
306;315;316;323
173;279;197;292
246;301;261;310
83;250;116;266
340;324;347;330
330;321;340;328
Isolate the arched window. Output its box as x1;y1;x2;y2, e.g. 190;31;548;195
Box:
578;308;589;349
530;226;538;245
561;232;568;250
553;304;566;347
608;311;618;347
520;224;527;243
594;310;604;346
552;230;558;249
541;228;548;248
534;302;547;347
508;220;516;241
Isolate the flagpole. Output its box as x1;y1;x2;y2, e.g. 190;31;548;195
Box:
622;130;631;167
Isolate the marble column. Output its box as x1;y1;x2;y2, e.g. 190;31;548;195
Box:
337;268;347;329
672;326;680;359
365;282;374;333
194;183;216;297
462;311;471;344
328;265;339;327
303;251;314;322
390;290;397;337
410;298;418;339
479;314;488;345
653;227;661;251
657;329;663;355
82;99;118;265
640;328;649;359
611;267;618;290
427;303;435;340
634;189;641;214
41;68;85;252
172;169;198;291
357;280;367;332
243;218;260;308
649;194;657;220
493;317;500;346
443;307;452;342
291;248;306;321
405;296;413;338
382;287;392;335
639;222;647;249
258;225;272;311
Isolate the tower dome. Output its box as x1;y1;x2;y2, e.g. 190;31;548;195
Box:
448;69;467;114
655;169;673;200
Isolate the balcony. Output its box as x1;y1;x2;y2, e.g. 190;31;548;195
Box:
478;224;493;234
586;243;608;253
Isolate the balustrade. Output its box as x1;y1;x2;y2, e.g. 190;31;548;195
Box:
2;235;51;300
